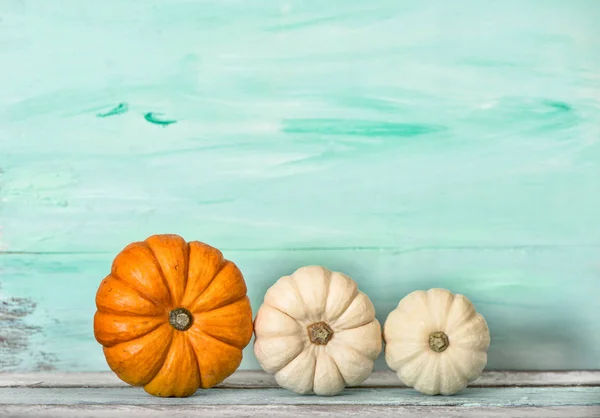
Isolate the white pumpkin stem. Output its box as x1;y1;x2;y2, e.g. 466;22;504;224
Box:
307;321;334;345
429;331;449;352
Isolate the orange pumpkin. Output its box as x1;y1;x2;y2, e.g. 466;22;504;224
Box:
93;234;253;397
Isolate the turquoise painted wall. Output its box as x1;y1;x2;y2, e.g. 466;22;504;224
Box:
1;0;599;372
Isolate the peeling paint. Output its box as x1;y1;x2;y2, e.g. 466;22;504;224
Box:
0;284;56;371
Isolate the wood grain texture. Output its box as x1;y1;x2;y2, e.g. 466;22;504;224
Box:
2;372;599;417
2;405;599;418
1;0;600;372
2;371;600;388
1;387;599;407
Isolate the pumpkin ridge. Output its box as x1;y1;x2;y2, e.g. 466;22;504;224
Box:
193;296;252;349
94;313;166;347
141;327;176;387
439;352;465;394
287;274;310;321
103;323;174;387
392;346;428;370
320;268;332;321
326;341;373;387
103;273;167;311
320;351;344;387
332;315;372;332
142;241;174;306
328;340;372;366
265;303;306;329
448;314;490;352
187;328;246;388
326;284;359;323
444;347;473;382
421;290;433;319
192;327;246;353
445;303;478;335
273;339;310;374
330;292;376;331
192;294;248;314
184;332;202;389
414;353;439;394
441;292;456;331
184;258;228;311
183;242;191;301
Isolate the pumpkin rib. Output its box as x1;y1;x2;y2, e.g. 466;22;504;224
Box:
439;352;466;394
184;332;202;389
290;266;331;322
285;341;313;374
94;311;166;347
286;274;310;321
324;272;358;323
186;261;248;313
319;268;332;320
145;235;190;306
193;296;253;350
414;353;440;394
185;258;227;309
183;241;191;301
143;332;201;397
316;350;344;391
385;340;426;370
445;300;478;334
192;327;245;354
332;291;376;331
328;339;372;367
397;348;429;373
326;340;372;387
441;292;456;331
264;303;306;330
181;242;226;308
187;327;244;389
141;241;174;305
99;274;164;314
142;328;176;386
103;323;175;387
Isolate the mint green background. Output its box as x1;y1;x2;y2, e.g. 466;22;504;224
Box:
1;0;599;372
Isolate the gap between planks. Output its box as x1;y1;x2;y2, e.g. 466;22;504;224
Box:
1;370;599;388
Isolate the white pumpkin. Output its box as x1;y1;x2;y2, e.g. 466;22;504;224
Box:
383;288;490;395
253;266;382;396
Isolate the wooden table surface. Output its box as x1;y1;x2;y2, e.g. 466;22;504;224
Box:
1;371;599;417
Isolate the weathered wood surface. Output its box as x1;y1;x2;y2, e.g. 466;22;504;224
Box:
0;372;599;416
1;370;600;388
2;386;599;407
0;387;598;417
2;405;599;418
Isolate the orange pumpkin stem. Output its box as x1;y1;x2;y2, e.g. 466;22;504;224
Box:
169;307;193;331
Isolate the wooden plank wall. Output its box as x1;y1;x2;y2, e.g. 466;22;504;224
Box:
1;0;599;372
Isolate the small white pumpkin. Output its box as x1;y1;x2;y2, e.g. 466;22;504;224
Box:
253;266;382;396
383;288;490;395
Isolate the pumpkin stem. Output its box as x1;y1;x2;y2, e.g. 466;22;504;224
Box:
307;321;334;345
429;331;449;352
169;308;193;331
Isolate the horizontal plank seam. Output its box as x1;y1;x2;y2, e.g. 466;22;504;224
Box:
3;384;600;389
2;371;600;388
1;401;599;408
